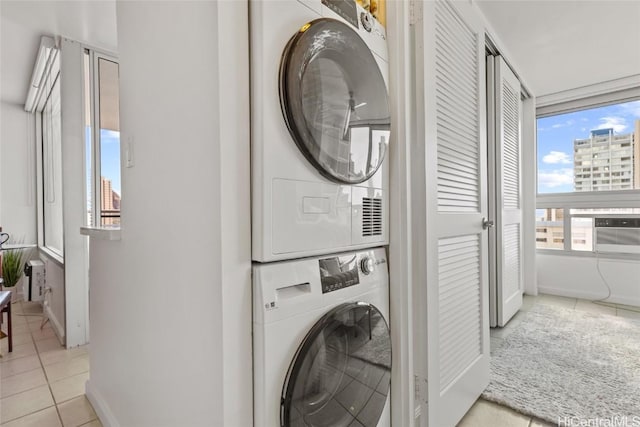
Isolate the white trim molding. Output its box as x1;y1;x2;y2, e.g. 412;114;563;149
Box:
537;74;640;116
85;380;120;427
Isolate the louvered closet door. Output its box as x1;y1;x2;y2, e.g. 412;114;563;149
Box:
421;1;490;426
494;56;523;327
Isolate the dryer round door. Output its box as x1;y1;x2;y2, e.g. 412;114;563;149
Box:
281;302;391;427
279;18;391;184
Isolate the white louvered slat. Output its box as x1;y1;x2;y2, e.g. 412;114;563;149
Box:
438;150;479;172
502;224;521;296
439;143;479;162
440;262;480;281
437;163;478;181
493;55;523;328
502;80;520;209
438;234;482;391
435;0;480;213
436;100;481;138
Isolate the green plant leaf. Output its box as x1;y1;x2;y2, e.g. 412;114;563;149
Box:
1;237;32;288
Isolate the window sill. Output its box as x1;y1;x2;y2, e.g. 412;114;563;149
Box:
80;226;121;241
39;246;64;266
536;249;640;261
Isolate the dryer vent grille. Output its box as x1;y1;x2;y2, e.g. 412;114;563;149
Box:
362;197;383;237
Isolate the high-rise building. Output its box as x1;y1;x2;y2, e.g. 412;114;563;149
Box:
536;208;565;250
634;119;640;189
100;176;121;226
101;176;114;211
573;120;639;192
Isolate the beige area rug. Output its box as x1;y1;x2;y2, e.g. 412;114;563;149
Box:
482;305;640;424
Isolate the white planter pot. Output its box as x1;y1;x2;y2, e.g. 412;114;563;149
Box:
1;281;20;303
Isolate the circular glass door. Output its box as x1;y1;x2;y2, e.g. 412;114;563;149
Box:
281;302;392;427
279;18;391;184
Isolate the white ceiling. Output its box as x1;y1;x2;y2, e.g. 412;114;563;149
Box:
1;1;638;105
476;0;640;97
1;1;117;105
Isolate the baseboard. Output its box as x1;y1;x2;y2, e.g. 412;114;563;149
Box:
537;286;640;307
44;303;65;345
86;380;120;427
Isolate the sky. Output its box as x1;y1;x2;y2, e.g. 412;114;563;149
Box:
100;129;121;195
537;100;640;193
85;127;121;196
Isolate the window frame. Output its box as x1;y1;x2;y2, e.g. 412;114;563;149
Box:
84;49;120;228
536;189;640;259
34;48;64;263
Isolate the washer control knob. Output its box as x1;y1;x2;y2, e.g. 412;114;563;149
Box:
361;257;375;275
361;11;373;32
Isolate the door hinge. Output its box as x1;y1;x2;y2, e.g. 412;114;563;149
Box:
414;374;428;404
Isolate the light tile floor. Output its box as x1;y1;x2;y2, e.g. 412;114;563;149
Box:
458;293;640;427
3;295;639;427
0;300;101;427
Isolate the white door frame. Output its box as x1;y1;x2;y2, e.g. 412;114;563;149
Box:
387;1;418;426
415;0;491;425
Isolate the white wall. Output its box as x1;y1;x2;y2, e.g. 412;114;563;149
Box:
86;2;251;427
521;97;537;295
40;252;65;343
216;1;252;424
537;254;640;306
60;38;90;348
0;101;37;244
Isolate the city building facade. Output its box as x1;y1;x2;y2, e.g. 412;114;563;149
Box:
573;120;639;192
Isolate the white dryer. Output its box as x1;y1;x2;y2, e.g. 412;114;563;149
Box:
253;247;391;427
250;0;391;262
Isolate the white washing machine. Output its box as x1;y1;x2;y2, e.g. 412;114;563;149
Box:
253;247;391;427
250;0;391;262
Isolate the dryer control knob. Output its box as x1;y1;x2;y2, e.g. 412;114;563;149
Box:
361;257;375;275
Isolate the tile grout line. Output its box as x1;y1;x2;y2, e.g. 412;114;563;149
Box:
0;300;54;425
26;299;66;427
11;299;95;426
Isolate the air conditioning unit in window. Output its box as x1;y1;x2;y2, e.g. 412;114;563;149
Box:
593;218;640;254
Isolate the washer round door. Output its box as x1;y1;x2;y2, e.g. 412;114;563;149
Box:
279;18;391;184
281;302;392;427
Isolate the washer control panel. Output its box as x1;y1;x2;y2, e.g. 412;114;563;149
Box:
319;254;360;293
321;0;359;28
318;249;387;293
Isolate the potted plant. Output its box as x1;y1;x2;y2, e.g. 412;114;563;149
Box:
1;244;32;302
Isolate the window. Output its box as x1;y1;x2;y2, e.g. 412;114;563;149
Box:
39;52;63;256
536;202;640;254
84;51;121;227
537;95;640;256
570;217;592;251
537;100;640;194
536;208;564;250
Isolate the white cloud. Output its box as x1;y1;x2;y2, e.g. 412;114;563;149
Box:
550;119;576;129
542;151;572;164
538;168;573;188
101;129;121;140
618;100;640;119
595;116;627;133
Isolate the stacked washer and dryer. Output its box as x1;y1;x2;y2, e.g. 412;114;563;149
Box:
250;1;392;426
